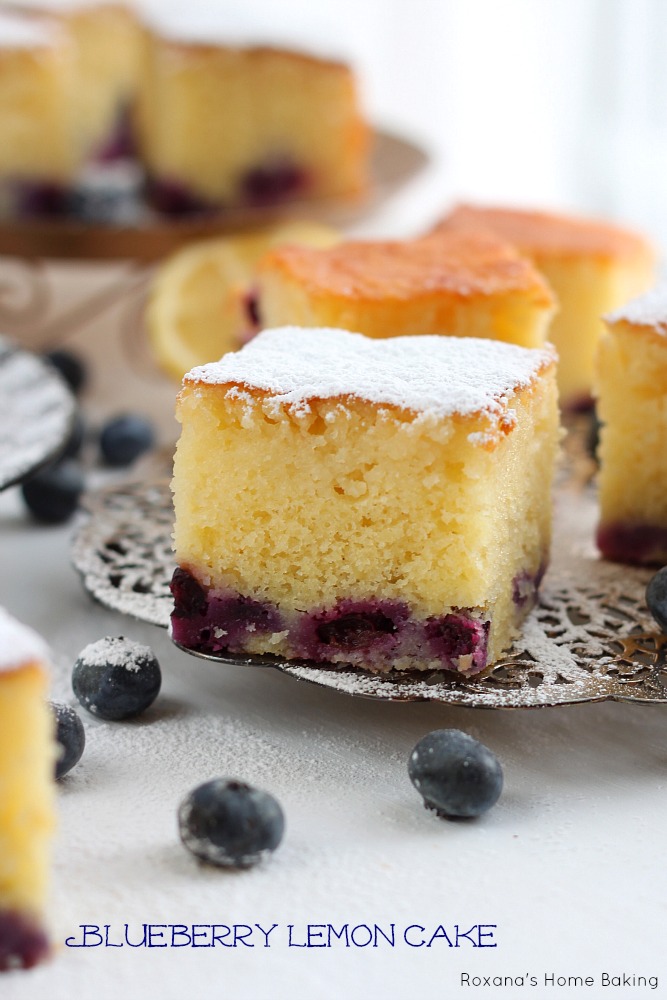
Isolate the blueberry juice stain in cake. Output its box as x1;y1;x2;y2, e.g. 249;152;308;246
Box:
170;571;494;676
170;569;282;654
240;159;308;207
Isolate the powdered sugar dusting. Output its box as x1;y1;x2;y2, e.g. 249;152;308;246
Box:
76;636;154;673
0;605;49;674
186;327;554;429
605;284;667;331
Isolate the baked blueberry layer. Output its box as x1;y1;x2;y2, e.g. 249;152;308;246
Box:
170;569;499;675
0;910;49;971
144;177;216;217
240;160;307;206
597;522;667;566
512;563;546;610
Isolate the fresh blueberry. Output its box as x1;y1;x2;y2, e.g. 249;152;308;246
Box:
99;414;155;467
44;349;87;395
50;702;85;779
408;729;503;819
646;566;667;633
178;779;285;868
21;460;85;524
72;636;161;721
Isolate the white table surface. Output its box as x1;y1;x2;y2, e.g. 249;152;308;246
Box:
2;159;667;1000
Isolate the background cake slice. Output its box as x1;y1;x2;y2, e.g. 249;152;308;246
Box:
0;607;54;972
171;327;559;676
136;19;369;214
254;231;556;348
436;204;656;408
0;9;77;216
596;286;667;565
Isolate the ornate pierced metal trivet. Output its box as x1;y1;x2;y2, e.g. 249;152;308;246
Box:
71;469;667;708
0;336;76;491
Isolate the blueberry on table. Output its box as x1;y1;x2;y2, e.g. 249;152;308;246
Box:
43;349;87;395
21;460;85;525
646;566;667;633
99;414;155;467
178;779;285;868
72;636;161;721
50;702;85;779
408;729;503;819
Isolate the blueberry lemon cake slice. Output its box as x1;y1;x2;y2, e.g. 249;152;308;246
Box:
254;231;556;348
436;204;655;409
0;607;55;971
0;9;76;217
596;286;667;565
136;18;369;215
171;327;559;676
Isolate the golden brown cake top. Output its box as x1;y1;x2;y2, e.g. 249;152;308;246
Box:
0;606;48;675
605;285;667;340
258;231;555;305
183;326;556;440
437;204;654;263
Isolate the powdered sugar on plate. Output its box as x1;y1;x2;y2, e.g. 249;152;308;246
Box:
186;327;555;429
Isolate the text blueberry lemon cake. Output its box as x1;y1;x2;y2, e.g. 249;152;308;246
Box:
253;231;556;348
435;204;655;408
171;327;560;675
0;607;55;971
596;286;667;565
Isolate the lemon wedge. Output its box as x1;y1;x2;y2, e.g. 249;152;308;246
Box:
147;221;339;381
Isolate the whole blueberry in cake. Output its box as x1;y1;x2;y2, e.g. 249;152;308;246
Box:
596;286;667;565
178;779;284;868
408;729;503;819
0;607;54;971
170;326;559;676
72;636;161;721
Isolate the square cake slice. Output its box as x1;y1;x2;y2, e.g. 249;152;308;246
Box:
136;22;369;214
171;327;559;676
596;287;667;565
435;204;655;409
0;607;54;971
254;231;556;349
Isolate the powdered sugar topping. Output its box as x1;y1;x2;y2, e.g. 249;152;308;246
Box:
0;605;49;674
76;636;154;673
605;284;667;332
186;327;554;426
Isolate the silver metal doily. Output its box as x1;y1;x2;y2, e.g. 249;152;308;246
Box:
0;336;76;490
70;465;667;708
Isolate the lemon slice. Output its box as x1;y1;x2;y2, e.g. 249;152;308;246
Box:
147;221;339;381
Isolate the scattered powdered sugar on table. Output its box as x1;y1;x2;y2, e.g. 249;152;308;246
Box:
186;327;555;429
0;604;50;673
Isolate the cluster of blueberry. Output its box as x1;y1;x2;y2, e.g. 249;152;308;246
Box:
21;349;155;525
50;632;507;869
